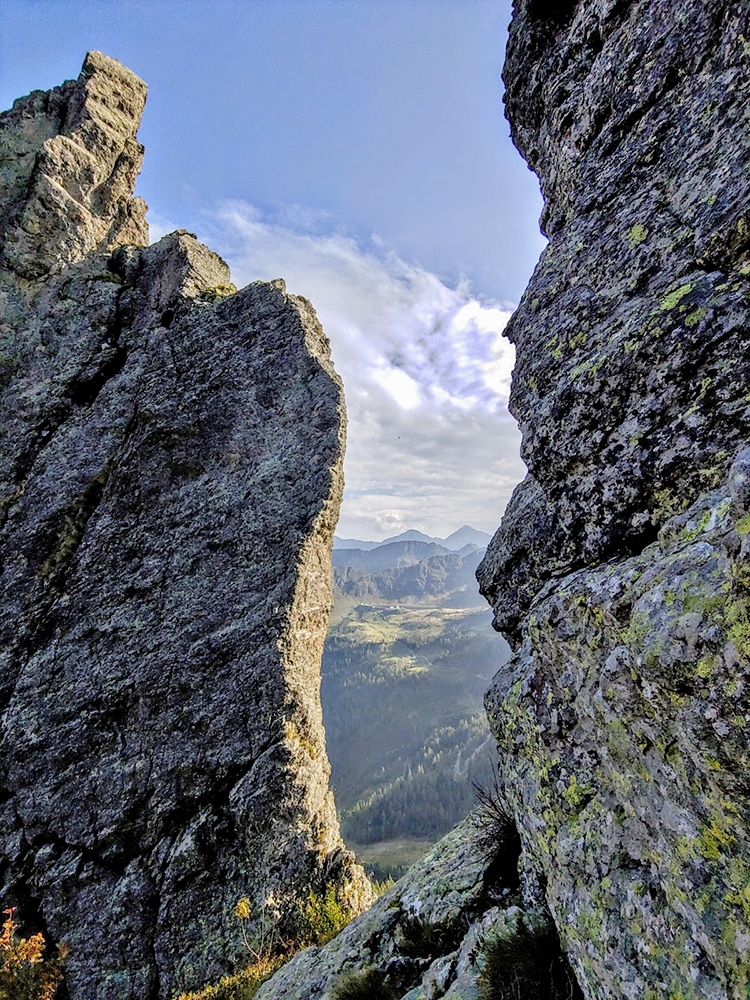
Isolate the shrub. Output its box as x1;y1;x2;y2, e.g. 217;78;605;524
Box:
173;956;284;1000
472;766;522;896
396;912;465;959
473;765;515;853
329;969;397;1000
0;908;66;1000
294;886;353;947
478;920;583;1000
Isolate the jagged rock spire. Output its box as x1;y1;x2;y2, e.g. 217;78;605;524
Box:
0;51;148;278
0;53;371;999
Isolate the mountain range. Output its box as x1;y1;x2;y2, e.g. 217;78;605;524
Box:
334;525;491;551
321;525;508;877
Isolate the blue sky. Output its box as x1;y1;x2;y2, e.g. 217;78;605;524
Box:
1;0;545;539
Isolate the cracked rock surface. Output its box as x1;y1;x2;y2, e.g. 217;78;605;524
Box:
256;814;558;1000
478;1;750;998
0;52;370;999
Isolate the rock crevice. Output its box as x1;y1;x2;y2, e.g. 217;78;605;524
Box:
233;3;750;998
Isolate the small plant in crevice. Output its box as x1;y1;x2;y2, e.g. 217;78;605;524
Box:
0;908;67;1000
174;895;288;1000
329;968;398;1000
173;896;286;1000
472;763;523;900
234;895;283;964
478;920;584;1000
395;911;466;960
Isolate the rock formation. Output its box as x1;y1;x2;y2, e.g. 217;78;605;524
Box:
478;0;750;997
0;53;370;999
256;815;554;1000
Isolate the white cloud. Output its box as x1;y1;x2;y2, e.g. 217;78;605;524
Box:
150;201;525;540
371;366;421;411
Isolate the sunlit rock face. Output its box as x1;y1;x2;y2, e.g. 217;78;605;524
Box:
0;52;371;1000
479;1;750;997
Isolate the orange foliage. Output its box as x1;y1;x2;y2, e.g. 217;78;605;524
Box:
0;909;66;1000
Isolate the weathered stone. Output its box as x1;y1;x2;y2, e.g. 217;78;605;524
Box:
0;53;370;999
479;0;750;636
486;481;750;997
478;1;750;997
0;50;148;279
256;815;549;1000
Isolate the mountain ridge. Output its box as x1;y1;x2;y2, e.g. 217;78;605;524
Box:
334;524;491;552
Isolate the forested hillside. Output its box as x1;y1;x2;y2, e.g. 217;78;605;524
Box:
321;536;510;875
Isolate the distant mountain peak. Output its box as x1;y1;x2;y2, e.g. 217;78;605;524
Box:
334;525;491;552
380;529;436;545
442;526;491;550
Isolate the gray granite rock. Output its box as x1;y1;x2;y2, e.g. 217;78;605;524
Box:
0;50;148;279
0;53;370;1000
256;815;549;1000
478;0;750;638
486;477;750;998
479;1;750;997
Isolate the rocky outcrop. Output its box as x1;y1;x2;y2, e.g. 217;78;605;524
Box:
478;1;750;997
0;50;148;279
0;53;370;999
256;813;566;1000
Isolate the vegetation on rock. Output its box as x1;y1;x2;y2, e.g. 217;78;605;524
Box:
478;920;582;1000
294;886;356;947
173;958;284;1000
174;887;360;1000
329;969;397;1000
478;0;750;994
0;910;66;1000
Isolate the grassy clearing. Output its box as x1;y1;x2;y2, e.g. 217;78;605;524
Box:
349;838;434;880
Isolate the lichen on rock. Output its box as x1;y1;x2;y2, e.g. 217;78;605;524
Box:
479;0;750;638
478;0;750;997
255;814;568;1000
0;52;370;1000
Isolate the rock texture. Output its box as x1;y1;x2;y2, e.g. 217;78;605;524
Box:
478;1;750;997
0;53;370;999
256;813;559;1000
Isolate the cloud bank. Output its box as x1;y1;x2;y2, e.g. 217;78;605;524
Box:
149;204;525;539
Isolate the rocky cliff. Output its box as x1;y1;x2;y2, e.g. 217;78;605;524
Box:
478;0;750;997
0;53;370;999
256;815;560;1000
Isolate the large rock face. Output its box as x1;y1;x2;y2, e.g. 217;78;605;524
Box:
478;1;750;997
0;53;370;999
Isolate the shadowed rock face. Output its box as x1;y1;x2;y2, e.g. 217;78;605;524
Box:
479;1;750;998
0;52;370;999
480;0;750;639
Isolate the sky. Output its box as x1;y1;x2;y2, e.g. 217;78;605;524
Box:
0;0;546;540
